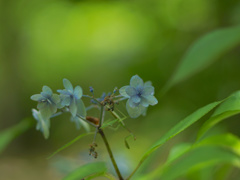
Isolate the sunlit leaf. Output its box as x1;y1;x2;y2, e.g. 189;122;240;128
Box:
136;133;240;180
63;162;107;180
0;118;33;154
196;133;240;156
164;25;240;92
159;146;240;180
158;133;240;180
127;100;222;179
166;143;192;164
197;91;240;140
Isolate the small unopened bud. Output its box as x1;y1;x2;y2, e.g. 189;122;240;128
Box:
89;86;94;93
113;87;118;94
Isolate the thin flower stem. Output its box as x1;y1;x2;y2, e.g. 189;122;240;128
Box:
50;112;63;118
99;106;104;127
76;114;98;128
82;94;102;105
110;110;136;139
98;106;124;180
83;95;124;179
98;128;124;180
93;127;98;143
86;104;100;111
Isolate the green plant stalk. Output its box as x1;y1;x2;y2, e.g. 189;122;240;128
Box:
98;106;123;180
83;94;124;179
98;128;124;180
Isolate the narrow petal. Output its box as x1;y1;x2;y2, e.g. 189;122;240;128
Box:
140;97;149;107
69;98;77;117
144;81;152;87
71;116;81;129
36;123;41;130
130;95;141;103
119;86;130;98
126;99;145;118
76;99;86;118
142;86;154;96
41;92;50;98
126;86;137;97
40;118;50;139
39;103;54;120
32;109;39;120
31;94;44;101
143;95;158;106
63;78;73;92
42;86;53;96
52;94;60;104
74;86;83;99
130;75;144;88
81;120;90;132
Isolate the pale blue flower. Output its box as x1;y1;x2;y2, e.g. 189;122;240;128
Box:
70;116;90;131
32;109;50;139
119;75;158;118
31;86;60;120
57;78;85;117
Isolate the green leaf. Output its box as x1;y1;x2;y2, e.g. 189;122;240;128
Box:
151;101;221;149
164;25;240;92
136;133;240;180
196;133;240;156
101;116;127;129
63;162;107;180
158;133;240;180
159;146;240;180
0;118;33;154
197;91;240;140
127;100;222;179
166;143;192;164
47;132;94;159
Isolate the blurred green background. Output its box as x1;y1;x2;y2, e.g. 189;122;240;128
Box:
1;0;240;179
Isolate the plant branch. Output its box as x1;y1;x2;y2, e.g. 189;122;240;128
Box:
98;128;124;180
98;106;124;180
82;94;102;105
76;114;98;128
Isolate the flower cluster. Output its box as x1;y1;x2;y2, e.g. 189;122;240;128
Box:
31;75;158;138
119;75;158;118
31;79;86;139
